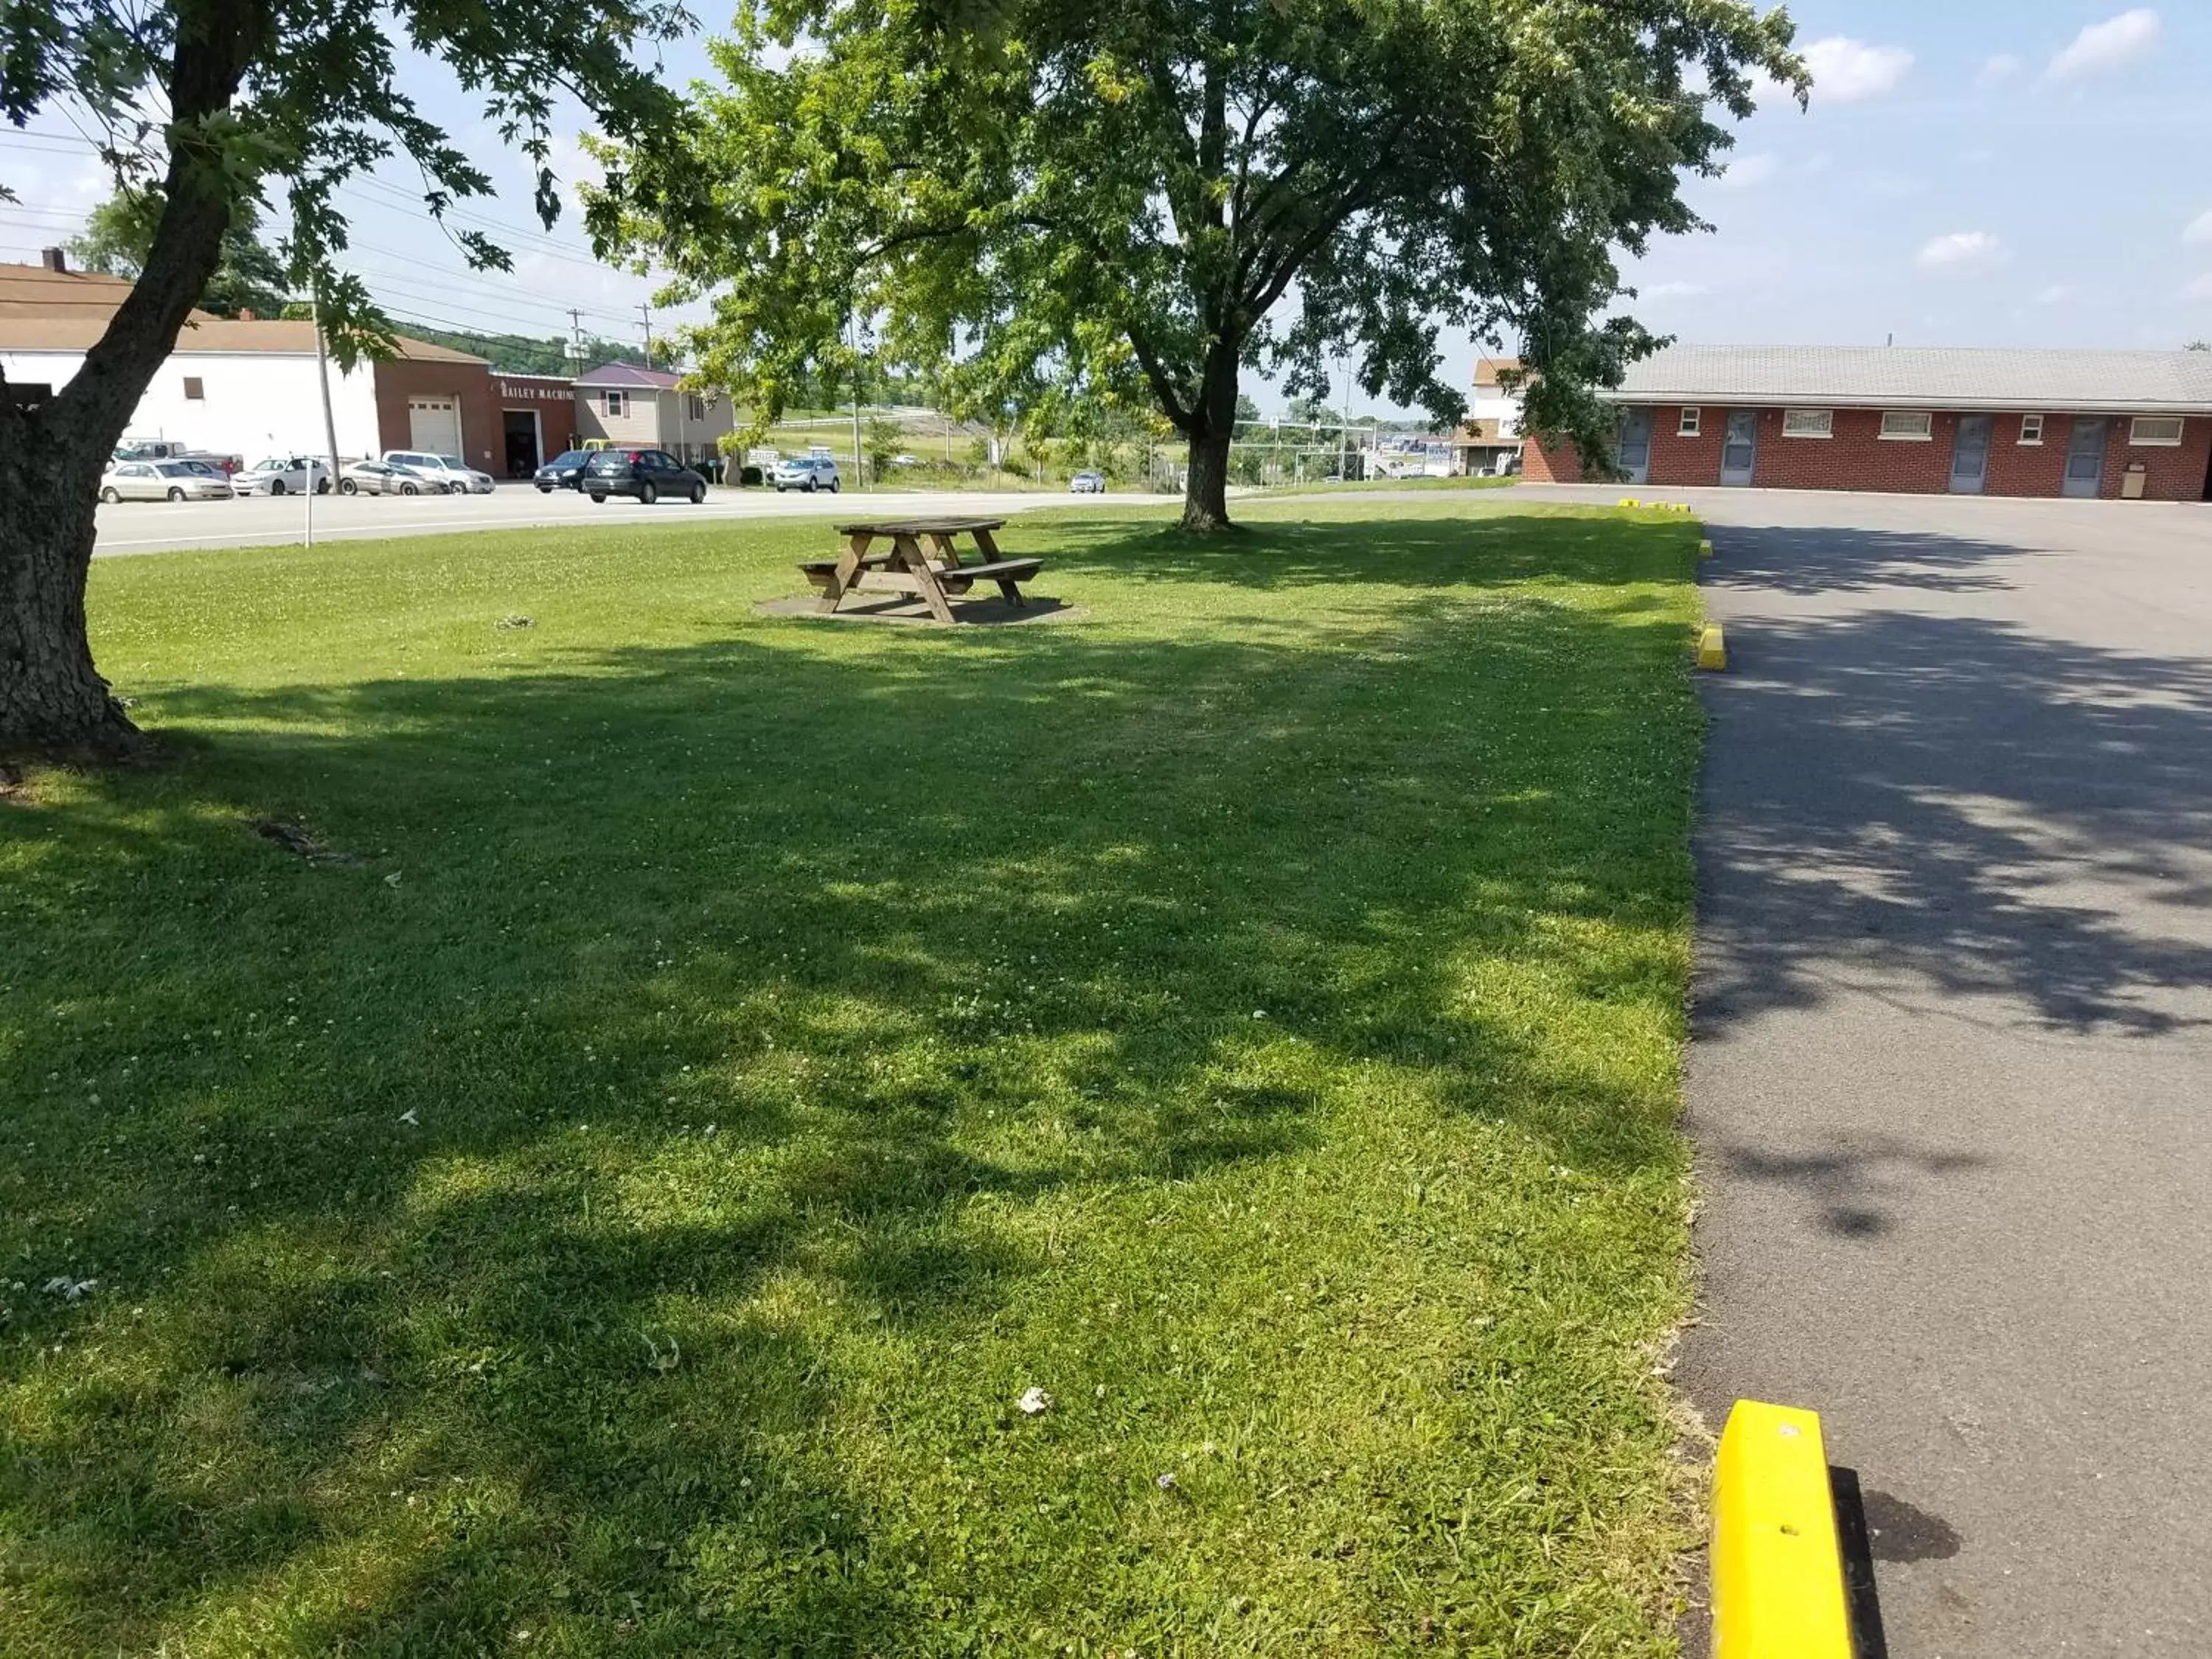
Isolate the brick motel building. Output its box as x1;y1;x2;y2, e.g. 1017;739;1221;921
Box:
1524;344;2212;501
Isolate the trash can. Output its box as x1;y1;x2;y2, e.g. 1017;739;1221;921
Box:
2121;461;2147;499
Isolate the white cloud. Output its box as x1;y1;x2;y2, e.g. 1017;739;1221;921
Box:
2183;273;2212;302
1978;53;2023;88
2033;284;2077;305
1802;37;1915;104
1718;153;1781;191
2048;10;2160;81
2184;209;2212;246
1916;231;2007;273
1642;281;1710;299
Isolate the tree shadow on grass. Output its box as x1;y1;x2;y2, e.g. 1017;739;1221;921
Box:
1;518;1701;1653
1025;501;1700;593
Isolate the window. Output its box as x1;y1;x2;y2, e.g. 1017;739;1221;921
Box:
1879;411;1933;440
604;389;627;418
2018;414;2045;445
687;395;706;420
2129;416;2184;447
1781;408;1833;438
182;377;204;400
1678;406;1701;437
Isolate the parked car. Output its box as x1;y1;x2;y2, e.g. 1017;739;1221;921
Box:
584;449;709;505
99;459;234;501
338;459;430;495
1068;470;1106;493
533;449;595;492
770;455;841;493
234;456;333;496
114;440;240;472
381;450;490;493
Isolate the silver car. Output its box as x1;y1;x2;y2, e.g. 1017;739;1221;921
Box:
338;459;428;496
382;451;492;493
99;460;235;501
770;455;841;493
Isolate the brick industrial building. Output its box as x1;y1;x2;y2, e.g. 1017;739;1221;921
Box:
1523;344;2212;501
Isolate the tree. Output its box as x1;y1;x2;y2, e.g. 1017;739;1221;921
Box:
594;0;1801;532
0;0;687;760
68;187;291;319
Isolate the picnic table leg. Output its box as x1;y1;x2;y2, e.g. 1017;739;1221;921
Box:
815;532;872;613
895;534;959;624
967;525;1026;607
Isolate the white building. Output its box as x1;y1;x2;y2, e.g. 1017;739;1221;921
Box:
0;256;504;467
1449;355;1526;475
1470;355;1525;437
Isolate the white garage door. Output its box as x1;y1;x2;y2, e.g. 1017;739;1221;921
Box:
408;397;462;456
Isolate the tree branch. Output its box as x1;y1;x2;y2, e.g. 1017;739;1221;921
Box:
1128;328;1195;431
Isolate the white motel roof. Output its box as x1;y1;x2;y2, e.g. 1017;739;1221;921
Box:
1601;344;2212;416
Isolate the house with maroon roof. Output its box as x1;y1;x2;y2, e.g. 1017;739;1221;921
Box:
572;361;734;463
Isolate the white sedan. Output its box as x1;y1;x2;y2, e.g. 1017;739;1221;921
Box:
234;456;333;496
100;460;235;501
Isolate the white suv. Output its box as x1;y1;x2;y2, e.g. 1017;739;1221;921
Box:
381;451;495;494
770;456;841;493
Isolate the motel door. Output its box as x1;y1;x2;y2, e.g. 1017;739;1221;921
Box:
1719;411;1757;486
1615;408;1653;484
1949;414;1992;494
2062;417;2107;498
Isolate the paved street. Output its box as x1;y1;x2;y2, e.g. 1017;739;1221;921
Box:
91;482;1169;557
1530;484;2212;1655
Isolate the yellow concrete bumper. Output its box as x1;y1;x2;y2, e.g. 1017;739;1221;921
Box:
1697;624;1727;670
1711;1400;1853;1659
1699;538;1715;560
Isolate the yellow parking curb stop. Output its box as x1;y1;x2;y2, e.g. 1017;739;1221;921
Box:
1618;497;1642;508
1697;624;1727;670
1699;538;1715;559
1711;1400;1852;1659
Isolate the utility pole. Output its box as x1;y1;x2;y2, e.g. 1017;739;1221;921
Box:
849;310;864;490
313;288;342;504
639;302;653;370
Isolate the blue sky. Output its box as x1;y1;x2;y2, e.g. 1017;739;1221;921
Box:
1627;3;2212;358
3;4;2209;414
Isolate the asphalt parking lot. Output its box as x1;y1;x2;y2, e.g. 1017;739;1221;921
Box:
91;481;1168;557
1528;484;2212;1656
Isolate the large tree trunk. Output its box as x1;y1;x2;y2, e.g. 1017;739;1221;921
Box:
0;24;254;762
1181;426;1233;531
0;429;141;760
1178;341;1241;532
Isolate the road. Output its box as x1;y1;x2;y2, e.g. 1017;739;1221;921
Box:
91;482;1169;557
1528;483;2212;1655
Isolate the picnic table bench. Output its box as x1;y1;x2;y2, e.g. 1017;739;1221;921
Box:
800;517;1043;623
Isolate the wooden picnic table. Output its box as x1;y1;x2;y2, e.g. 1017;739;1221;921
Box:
799;516;1044;623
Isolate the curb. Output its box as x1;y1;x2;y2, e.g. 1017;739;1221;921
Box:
1711;1400;1853;1659
1697;624;1727;671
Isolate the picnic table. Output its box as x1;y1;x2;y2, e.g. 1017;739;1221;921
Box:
799;517;1044;623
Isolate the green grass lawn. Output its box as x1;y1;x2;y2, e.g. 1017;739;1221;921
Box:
1269;476;1521;495
1;499;1704;1655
